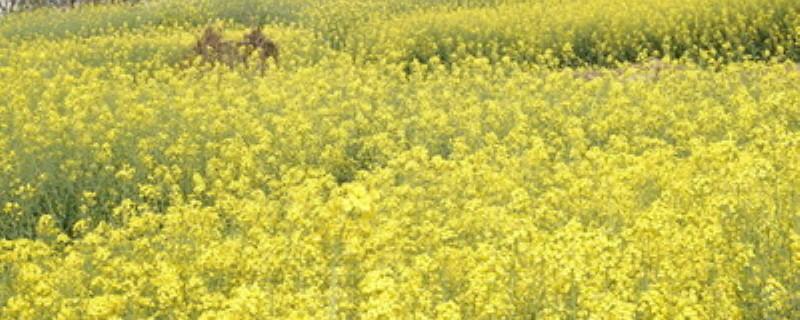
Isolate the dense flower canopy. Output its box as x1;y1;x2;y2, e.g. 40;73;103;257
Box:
1;0;800;318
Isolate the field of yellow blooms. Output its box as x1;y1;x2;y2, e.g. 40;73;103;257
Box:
1;0;800;318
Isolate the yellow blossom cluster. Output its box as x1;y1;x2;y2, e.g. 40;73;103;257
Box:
1;0;800;318
347;0;800;66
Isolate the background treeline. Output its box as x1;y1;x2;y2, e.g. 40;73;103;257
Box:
0;0;141;14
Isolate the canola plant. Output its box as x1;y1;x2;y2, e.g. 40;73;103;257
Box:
1;0;800;318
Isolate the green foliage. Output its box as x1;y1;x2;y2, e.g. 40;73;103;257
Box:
0;0;307;40
352;0;800;67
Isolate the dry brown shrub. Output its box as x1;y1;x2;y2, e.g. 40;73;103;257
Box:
240;26;279;66
185;26;279;74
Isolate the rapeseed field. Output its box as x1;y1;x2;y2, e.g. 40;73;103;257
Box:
1;0;800;318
